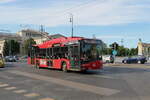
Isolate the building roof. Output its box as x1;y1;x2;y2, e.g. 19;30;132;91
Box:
141;43;150;47
0;32;21;40
33;34;65;40
20;29;49;35
48;34;66;39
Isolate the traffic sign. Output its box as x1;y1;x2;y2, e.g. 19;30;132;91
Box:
112;50;117;56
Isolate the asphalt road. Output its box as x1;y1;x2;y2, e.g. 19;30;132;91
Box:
0;62;150;100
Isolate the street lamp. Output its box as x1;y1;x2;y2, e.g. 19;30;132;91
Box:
69;13;74;37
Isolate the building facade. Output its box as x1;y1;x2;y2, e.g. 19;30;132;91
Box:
34;34;65;44
16;29;49;41
138;40;150;56
0;29;65;56
0;40;5;56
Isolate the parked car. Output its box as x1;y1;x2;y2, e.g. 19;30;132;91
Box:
0;56;4;68
19;56;28;62
102;55;114;63
13;56;19;60
5;56;16;62
122;56;147;64
20;56;28;59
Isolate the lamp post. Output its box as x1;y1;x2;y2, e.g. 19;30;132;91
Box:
69;13;74;37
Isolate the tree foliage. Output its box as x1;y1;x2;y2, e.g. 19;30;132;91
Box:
3;40;20;56
23;38;36;55
102;42;138;57
3;41;9;56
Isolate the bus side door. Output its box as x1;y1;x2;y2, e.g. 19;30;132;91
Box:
69;45;80;69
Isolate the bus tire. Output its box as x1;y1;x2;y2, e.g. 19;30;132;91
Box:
81;69;87;73
62;62;68;72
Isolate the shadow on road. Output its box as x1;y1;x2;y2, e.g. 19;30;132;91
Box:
68;64;150;75
3;62;150;76
82;66;150;75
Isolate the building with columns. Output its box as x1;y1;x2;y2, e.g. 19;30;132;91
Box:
0;40;5;57
138;39;150;56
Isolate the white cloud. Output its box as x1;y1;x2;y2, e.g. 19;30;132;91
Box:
0;0;15;3
97;34;138;40
96;34;139;48
0;0;150;26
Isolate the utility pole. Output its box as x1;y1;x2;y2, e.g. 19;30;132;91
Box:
69;13;74;37
121;39;124;47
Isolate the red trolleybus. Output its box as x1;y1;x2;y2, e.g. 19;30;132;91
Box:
28;37;103;72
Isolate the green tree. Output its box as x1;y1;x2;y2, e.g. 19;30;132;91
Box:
108;42;137;57
3;40;20;56
3;41;9;56
23;38;36;55
117;46;130;56
10;40;20;55
101;43;113;55
129;48;138;56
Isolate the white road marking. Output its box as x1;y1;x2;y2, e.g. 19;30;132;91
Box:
8;70;120;96
39;98;55;100
13;89;27;94
92;75;116;79
0;84;9;87
5;87;16;90
24;93;40;98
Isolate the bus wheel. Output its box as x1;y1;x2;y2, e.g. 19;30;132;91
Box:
81;70;87;73
62;62;67;72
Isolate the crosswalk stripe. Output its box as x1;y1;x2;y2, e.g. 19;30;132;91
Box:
39;98;55;100
92;75;116;79
0;84;9;87
24;93;40;98
5;87;16;90
13;89;27;94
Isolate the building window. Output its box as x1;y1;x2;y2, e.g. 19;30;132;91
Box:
26;33;28;36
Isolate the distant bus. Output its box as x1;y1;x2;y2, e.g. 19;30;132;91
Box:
28;37;103;72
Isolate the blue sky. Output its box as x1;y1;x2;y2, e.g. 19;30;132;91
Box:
0;0;150;48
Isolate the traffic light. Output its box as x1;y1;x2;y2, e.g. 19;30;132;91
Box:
112;42;119;50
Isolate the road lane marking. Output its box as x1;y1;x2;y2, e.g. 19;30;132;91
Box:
13;89;27;94
8;70;120;96
5;87;16;90
0;84;9;87
39;98;55;100
92;75;115;79
24;93;40;98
